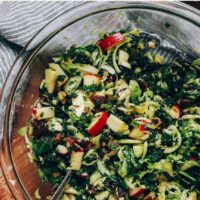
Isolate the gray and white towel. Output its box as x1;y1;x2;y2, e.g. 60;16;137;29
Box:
0;1;82;91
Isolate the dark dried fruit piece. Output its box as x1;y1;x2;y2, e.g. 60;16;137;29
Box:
138;78;148;91
90;95;106;107
178;99;191;108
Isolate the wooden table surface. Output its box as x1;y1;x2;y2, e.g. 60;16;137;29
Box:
0;2;199;200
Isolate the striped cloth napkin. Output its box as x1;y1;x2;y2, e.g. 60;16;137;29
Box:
0;1;82;91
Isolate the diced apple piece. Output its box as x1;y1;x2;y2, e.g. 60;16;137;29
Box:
90;171;101;185
56;145;68;155
97;32;125;51
95;191;110;200
169;105;181;119
65;185;80;195
68;194;76;200
32;107;55;120
49;63;66;76
95;89;105;97
133;144;144;158
45;69;58;94
83;74;101;86
129;120;148;139
69;151;84;171
107;114;129;133
58;91;67;101
129;128;146;139
72;91;85;117
144;193;155;200
61;194;70;200
109;194;118;200
129;188;145;198
78;172;88;178
88;112;108;136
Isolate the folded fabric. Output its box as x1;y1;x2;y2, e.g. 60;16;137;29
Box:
0;1;82;91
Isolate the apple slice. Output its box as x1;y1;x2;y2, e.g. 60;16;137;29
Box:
68;194;76;200
107;114;129;133
95;89;105;97
129;188;145;198
72;91;85;117
32;107;55;120
45;69;58;94
56;144;68;155
133;144;144;158
88;111;108;136
78;172;88;178
144;193;155;200
83;74;101;86
169;105;181;119
69;151;84;171
58;91;67;101
57;76;69;88
129;120;148;139
97;32;125;51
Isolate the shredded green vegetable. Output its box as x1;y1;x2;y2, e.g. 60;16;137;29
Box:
18;29;200;200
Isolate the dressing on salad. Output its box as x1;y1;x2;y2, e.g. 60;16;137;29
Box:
18;30;200;200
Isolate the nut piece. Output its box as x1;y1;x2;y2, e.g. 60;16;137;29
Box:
148;41;155;48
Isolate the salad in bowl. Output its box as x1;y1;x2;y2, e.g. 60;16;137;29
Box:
18;30;200;200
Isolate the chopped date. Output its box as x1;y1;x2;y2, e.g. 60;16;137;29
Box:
79;139;93;151
64;136;78;146
118;187;126;197
90;95;106;107
178;99;191;108
31;119;48;136
138;78;148;91
152;118;159;126
87;185;97;194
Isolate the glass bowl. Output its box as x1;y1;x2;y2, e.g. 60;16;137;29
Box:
0;2;200;200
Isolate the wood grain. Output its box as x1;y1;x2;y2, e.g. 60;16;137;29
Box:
0;167;14;200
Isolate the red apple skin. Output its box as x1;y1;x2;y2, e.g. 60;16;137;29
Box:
85;74;102;79
32;107;37;115
170;105;181;119
75;150;84;153
138;120;148;132
88;111;108;136
57;76;68;88
129;188;145;198
97;32;125;51
77;172;88;178
84;74;102;86
190;157;195;161
144;193;156;200
32;107;39;120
